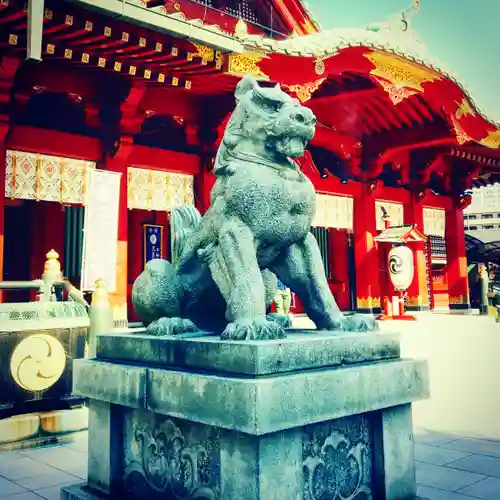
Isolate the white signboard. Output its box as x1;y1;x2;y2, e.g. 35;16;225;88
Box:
81;169;121;292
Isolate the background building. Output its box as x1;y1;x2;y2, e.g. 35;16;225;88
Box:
2;0;500;320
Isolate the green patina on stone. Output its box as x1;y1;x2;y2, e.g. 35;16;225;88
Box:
131;76;377;341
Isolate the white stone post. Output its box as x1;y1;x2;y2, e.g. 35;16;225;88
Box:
88;279;114;358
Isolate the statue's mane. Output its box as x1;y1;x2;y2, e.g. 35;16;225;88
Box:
214;76;294;177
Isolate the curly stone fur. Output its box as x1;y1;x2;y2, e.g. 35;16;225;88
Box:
132;76;378;340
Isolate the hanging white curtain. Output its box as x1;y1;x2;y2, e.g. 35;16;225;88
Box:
127;166;194;211
375;201;404;230
5;150;95;204
423;207;446;237
312;194;353;229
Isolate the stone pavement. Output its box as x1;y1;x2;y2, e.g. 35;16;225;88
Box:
0;428;499;499
0;312;498;499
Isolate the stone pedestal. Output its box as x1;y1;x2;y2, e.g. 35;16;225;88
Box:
61;329;429;500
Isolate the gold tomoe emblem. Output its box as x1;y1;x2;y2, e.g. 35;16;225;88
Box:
10;334;67;392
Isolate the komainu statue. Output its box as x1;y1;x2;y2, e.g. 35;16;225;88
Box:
132;76;377;340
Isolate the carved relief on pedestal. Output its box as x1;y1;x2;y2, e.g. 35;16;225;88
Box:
123;409;220;499
303;415;373;500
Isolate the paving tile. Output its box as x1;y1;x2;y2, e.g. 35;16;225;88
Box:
0;477;28;498
0;456;57;481
458;477;500;499
15;470;78;491
415;430;463;447
22;448;85;472
1;493;43;500
447;454;500;477
415;444;472;466
416;462;486;491
417;485;480;499
34;483;84;500
442;438;500;458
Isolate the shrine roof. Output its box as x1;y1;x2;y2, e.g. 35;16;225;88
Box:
374;225;427;244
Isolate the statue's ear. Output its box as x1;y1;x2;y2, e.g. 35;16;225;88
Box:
235;75;256;100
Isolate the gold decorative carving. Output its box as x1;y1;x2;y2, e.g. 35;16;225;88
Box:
85;21;93;31
139;37;147;47
407;295;428;307
114;62;122;72
301;19;317;35
64;49;72;60
44;8;53;19
65;15;73;26
185;80;192;90
288;78;325;103
172;76;179;86
455;98;476;119
98;57;106;68
8;34;17;45
356;297;381;310
155;42;162;52
81;53;89;64
314;59;325;76
480;129;500;149
449;295;468;305
158;73;165;83
451;117;472;145
129;65;137;76
171;46;179;56
144;69;151;79
227;53;269;79
122;32;129;42
365;51;440;92
215;51;224;69
191;43;215;63
104;26;111;36
373;76;418;105
46;43;55;55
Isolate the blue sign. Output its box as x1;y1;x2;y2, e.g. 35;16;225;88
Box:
144;224;163;267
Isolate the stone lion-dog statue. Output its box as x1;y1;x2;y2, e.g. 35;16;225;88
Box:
132;75;378;340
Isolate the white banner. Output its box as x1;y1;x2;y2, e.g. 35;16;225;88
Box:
81;169;121;292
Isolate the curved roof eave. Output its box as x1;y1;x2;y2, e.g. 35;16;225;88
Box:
234;27;500;149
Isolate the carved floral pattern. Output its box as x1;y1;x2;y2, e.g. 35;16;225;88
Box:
303;418;373;500
124;412;219;500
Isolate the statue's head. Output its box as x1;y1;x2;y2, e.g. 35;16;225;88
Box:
220;75;316;164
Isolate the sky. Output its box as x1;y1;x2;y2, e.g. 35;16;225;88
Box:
305;0;500;123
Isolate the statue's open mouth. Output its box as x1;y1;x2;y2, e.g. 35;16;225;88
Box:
277;135;309;158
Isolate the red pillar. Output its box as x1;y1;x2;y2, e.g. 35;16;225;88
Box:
194;163;216;215
446;205;470;309
103;137;132;326
0;126;7;299
0;56;20;301
404;195;430;311
353;185;381;313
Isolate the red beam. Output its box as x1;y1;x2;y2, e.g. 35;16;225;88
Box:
128;145;201;175
6;125;101;160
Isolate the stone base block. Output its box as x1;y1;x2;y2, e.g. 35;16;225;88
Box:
61;329;429;500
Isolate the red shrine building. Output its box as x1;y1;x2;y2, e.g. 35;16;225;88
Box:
1;0;500;321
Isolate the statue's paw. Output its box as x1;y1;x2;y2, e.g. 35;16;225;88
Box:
340;314;379;333
221;317;286;341
146;317;198;336
266;313;292;329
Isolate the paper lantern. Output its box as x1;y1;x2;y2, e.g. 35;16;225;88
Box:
388;245;414;291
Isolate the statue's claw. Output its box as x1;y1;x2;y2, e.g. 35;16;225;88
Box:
266;313;292;329
146;317;198;336
340;314;379;332
221;317;286;341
